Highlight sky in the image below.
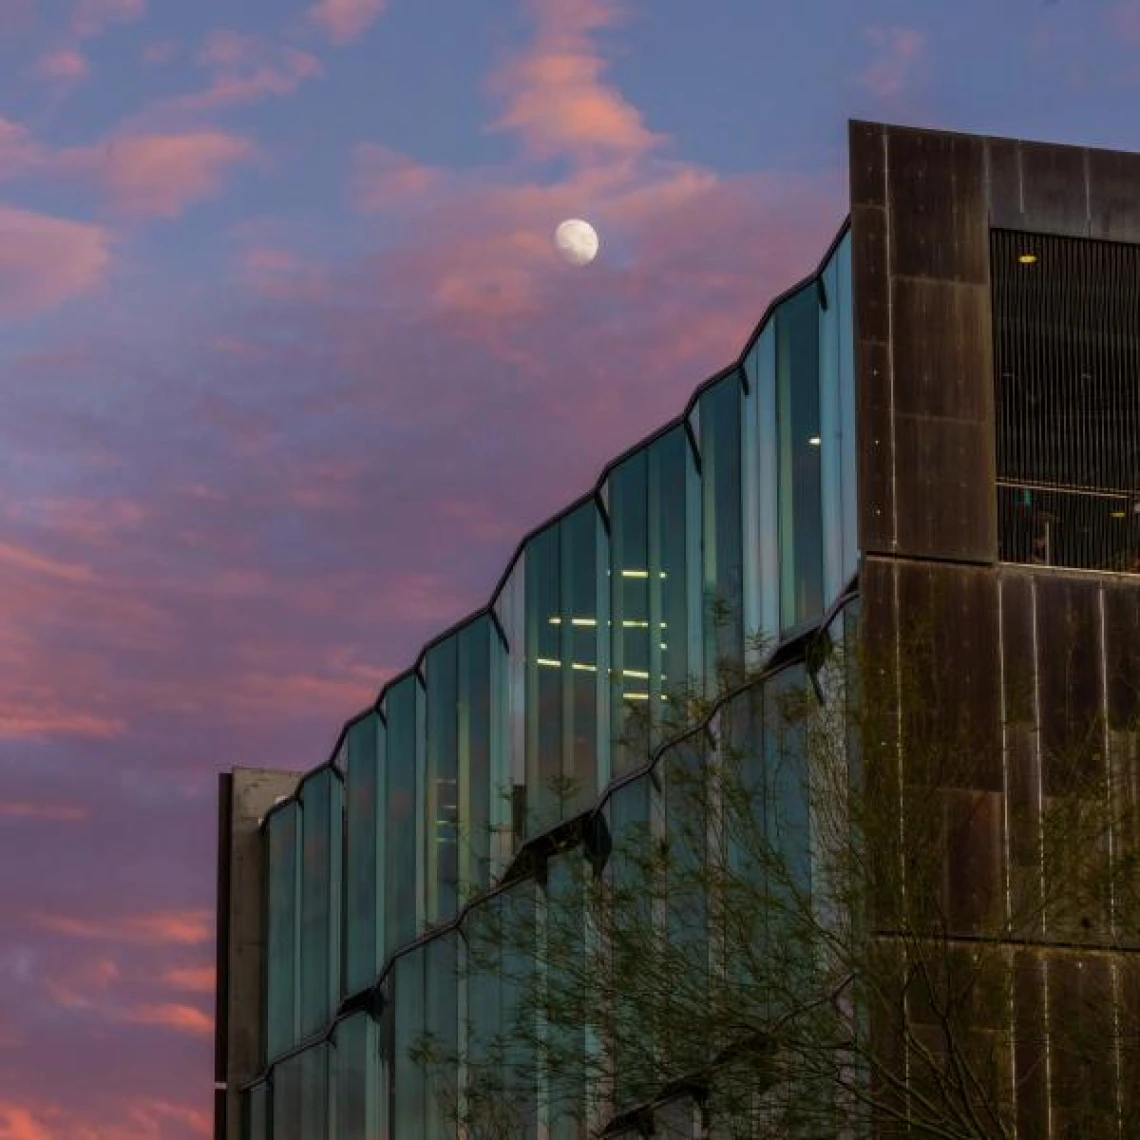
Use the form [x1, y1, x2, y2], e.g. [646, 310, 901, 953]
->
[1, 0, 1138, 1135]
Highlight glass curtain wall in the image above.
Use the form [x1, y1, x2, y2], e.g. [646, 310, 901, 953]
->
[248, 228, 857, 1129]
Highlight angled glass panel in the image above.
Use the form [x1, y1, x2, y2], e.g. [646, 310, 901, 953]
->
[333, 1012, 383, 1140]
[818, 249, 844, 604]
[457, 614, 508, 896]
[425, 634, 461, 924]
[381, 672, 424, 957]
[344, 712, 384, 996]
[299, 1042, 330, 1138]
[424, 933, 460, 1134]
[607, 426, 700, 775]
[697, 372, 746, 687]
[425, 615, 507, 923]
[765, 664, 813, 940]
[299, 768, 342, 1039]
[544, 851, 588, 1139]
[603, 773, 656, 1108]
[836, 234, 857, 585]
[243, 1080, 269, 1140]
[266, 801, 299, 1060]
[461, 881, 540, 1138]
[494, 555, 528, 872]
[746, 324, 781, 646]
[499, 881, 539, 1140]
[272, 1052, 302, 1140]
[776, 286, 824, 631]
[525, 502, 606, 833]
[392, 947, 427, 1137]
[461, 895, 504, 1132]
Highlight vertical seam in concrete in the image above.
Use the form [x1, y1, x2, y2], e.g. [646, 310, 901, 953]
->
[1098, 587, 1126, 1135]
[1031, 581, 1055, 1140]
[882, 127, 899, 552]
[997, 578, 1019, 1137]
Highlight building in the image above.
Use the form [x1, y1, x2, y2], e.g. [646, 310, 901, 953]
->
[215, 121, 1140, 1138]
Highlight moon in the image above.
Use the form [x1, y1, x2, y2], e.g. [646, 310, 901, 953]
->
[554, 218, 599, 266]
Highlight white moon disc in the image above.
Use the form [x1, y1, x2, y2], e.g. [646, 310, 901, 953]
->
[554, 218, 599, 266]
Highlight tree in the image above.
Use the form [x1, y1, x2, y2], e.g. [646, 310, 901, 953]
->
[416, 595, 1140, 1139]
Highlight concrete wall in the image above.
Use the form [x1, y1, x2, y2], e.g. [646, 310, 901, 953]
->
[852, 121, 1140, 1133]
[849, 120, 1140, 565]
[215, 767, 300, 1140]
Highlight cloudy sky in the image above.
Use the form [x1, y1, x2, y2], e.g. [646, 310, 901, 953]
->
[1, 0, 1138, 1134]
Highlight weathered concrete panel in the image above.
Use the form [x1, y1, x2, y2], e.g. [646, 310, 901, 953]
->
[217, 767, 300, 1140]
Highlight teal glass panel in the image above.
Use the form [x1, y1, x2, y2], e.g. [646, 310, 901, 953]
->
[819, 249, 844, 604]
[776, 287, 824, 631]
[457, 615, 506, 896]
[607, 447, 650, 774]
[604, 774, 655, 1107]
[494, 558, 527, 872]
[661, 736, 708, 973]
[244, 1081, 269, 1140]
[545, 853, 586, 1139]
[334, 1013, 380, 1140]
[425, 635, 461, 924]
[697, 372, 745, 685]
[720, 684, 771, 1016]
[499, 882, 538, 1140]
[392, 948, 427, 1137]
[344, 712, 384, 996]
[461, 896, 503, 1125]
[837, 234, 857, 585]
[382, 673, 424, 957]
[424, 934, 460, 1134]
[766, 664, 812, 901]
[266, 802, 299, 1060]
[299, 1043, 330, 1138]
[607, 426, 699, 773]
[460, 885, 537, 1138]
[746, 324, 781, 645]
[272, 1052, 302, 1140]
[299, 768, 342, 1039]
[525, 502, 606, 833]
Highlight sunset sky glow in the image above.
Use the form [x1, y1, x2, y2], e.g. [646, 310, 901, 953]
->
[2, 0, 1139, 1135]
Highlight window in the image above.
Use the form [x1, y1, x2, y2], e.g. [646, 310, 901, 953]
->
[993, 229, 1140, 571]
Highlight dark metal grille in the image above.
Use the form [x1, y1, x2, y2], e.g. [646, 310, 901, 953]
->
[992, 229, 1140, 572]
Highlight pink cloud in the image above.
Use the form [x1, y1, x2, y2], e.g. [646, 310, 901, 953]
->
[857, 25, 926, 97]
[175, 30, 322, 110]
[71, 0, 144, 38]
[1107, 0, 1140, 43]
[160, 965, 214, 993]
[490, 0, 661, 163]
[0, 206, 111, 320]
[140, 39, 176, 65]
[122, 1002, 212, 1037]
[63, 131, 255, 218]
[0, 1099, 209, 1140]
[0, 118, 43, 178]
[237, 246, 330, 300]
[44, 956, 119, 1009]
[32, 910, 211, 946]
[36, 48, 89, 81]
[0, 802, 88, 822]
[309, 0, 386, 44]
[352, 143, 444, 211]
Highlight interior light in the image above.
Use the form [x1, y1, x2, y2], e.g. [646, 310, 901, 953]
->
[808, 436, 822, 446]
[1111, 510, 1127, 519]
[1018, 253, 1037, 265]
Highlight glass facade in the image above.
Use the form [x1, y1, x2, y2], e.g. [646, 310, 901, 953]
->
[244, 228, 857, 1133]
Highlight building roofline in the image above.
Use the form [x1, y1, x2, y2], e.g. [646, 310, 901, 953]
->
[260, 213, 852, 829]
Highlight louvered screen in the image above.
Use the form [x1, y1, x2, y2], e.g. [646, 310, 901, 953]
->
[992, 229, 1140, 572]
